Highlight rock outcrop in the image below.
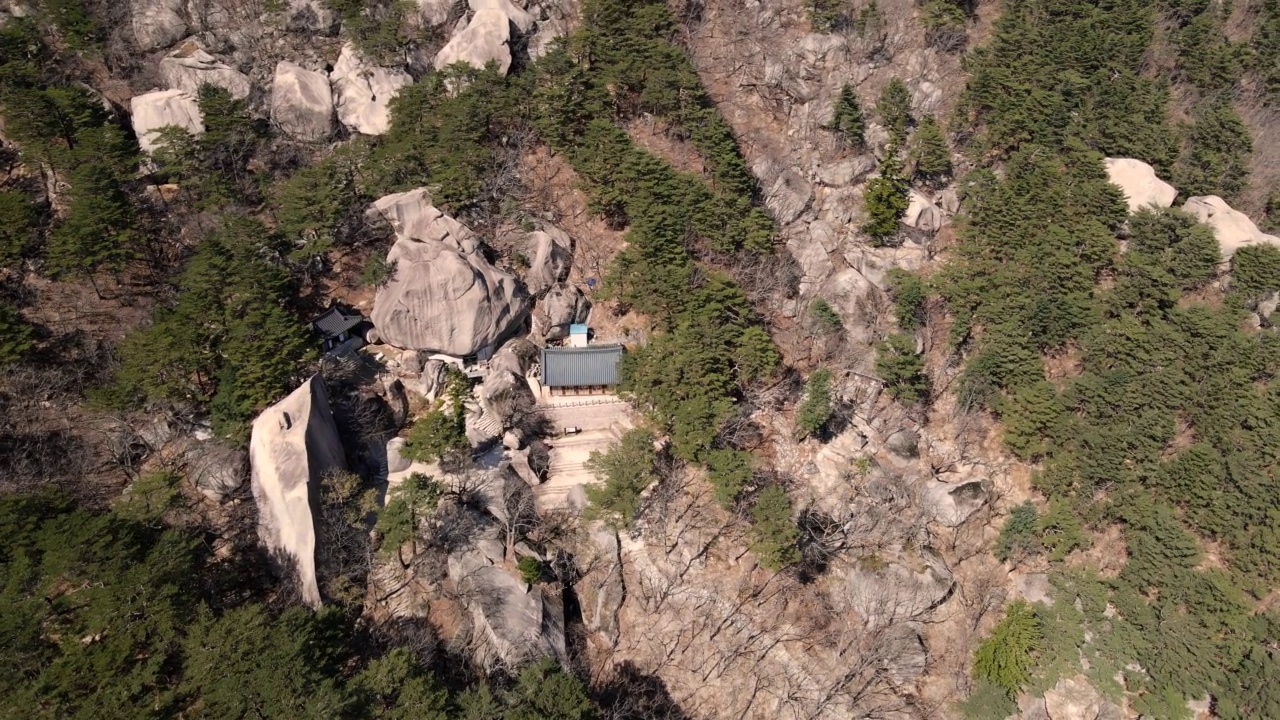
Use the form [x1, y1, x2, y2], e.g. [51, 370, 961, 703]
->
[130, 90, 204, 154]
[434, 9, 513, 74]
[533, 282, 590, 341]
[133, 0, 186, 51]
[159, 41, 251, 100]
[449, 537, 566, 666]
[1182, 195, 1280, 259]
[285, 0, 339, 34]
[270, 61, 335, 141]
[330, 44, 412, 136]
[470, 0, 535, 33]
[845, 547, 954, 625]
[526, 227, 572, 295]
[1043, 676, 1122, 720]
[370, 194, 529, 356]
[1104, 157, 1177, 213]
[415, 0, 453, 27]
[904, 189, 945, 232]
[249, 375, 348, 608]
[923, 479, 989, 527]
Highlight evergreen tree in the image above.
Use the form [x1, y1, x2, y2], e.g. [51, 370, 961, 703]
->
[973, 601, 1042, 696]
[585, 429, 661, 529]
[749, 484, 800, 570]
[0, 190, 36, 264]
[886, 268, 928, 331]
[876, 78, 913, 145]
[876, 332, 929, 403]
[996, 501, 1041, 562]
[402, 406, 468, 463]
[375, 473, 445, 558]
[705, 448, 752, 509]
[829, 83, 866, 147]
[0, 301, 33, 364]
[45, 162, 135, 277]
[1173, 98, 1252, 200]
[909, 115, 951, 184]
[861, 153, 910, 244]
[1231, 244, 1280, 303]
[795, 368, 834, 439]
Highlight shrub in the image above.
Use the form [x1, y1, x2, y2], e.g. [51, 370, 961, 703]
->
[750, 484, 801, 570]
[922, 0, 968, 51]
[795, 368, 834, 439]
[585, 429, 661, 529]
[876, 333, 929, 403]
[886, 268, 928, 331]
[1231, 244, 1280, 302]
[973, 601, 1042, 696]
[808, 298, 843, 335]
[1173, 98, 1252, 200]
[517, 556, 544, 585]
[996, 501, 1040, 561]
[705, 448, 752, 509]
[360, 255, 396, 288]
[806, 0, 847, 32]
[402, 406, 468, 464]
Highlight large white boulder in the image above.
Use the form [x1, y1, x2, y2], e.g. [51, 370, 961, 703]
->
[903, 189, 945, 232]
[330, 44, 413, 136]
[366, 188, 481, 253]
[532, 282, 590, 341]
[249, 375, 348, 608]
[133, 0, 186, 51]
[371, 200, 529, 356]
[526, 226, 572, 295]
[130, 90, 204, 154]
[1182, 195, 1280, 259]
[159, 41, 251, 100]
[470, 0, 535, 33]
[270, 61, 335, 141]
[434, 8, 513, 74]
[449, 538, 565, 666]
[1104, 157, 1177, 214]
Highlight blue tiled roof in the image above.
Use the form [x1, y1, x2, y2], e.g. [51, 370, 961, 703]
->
[540, 344, 623, 387]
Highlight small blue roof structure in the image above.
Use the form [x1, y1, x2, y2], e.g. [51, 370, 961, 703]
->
[540, 344, 623, 388]
[569, 323, 589, 335]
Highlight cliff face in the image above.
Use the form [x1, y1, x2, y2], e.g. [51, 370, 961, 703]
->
[249, 374, 348, 608]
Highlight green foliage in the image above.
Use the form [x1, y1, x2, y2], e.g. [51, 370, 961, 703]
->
[795, 368, 833, 439]
[361, 255, 397, 287]
[1231, 244, 1280, 302]
[996, 501, 1040, 562]
[973, 601, 1042, 696]
[585, 428, 661, 529]
[0, 189, 37, 263]
[375, 472, 445, 557]
[45, 161, 136, 277]
[998, 379, 1061, 460]
[114, 471, 183, 525]
[876, 333, 929, 404]
[154, 84, 266, 209]
[705, 448, 752, 509]
[908, 115, 951, 184]
[0, 301, 34, 364]
[98, 218, 313, 439]
[1172, 97, 1252, 200]
[955, 679, 1017, 720]
[275, 142, 372, 257]
[806, 0, 847, 32]
[829, 83, 866, 147]
[1110, 209, 1219, 314]
[957, 0, 1176, 164]
[886, 268, 927, 331]
[877, 79, 913, 145]
[517, 556, 544, 585]
[749, 484, 800, 570]
[322, 0, 408, 62]
[861, 153, 910, 244]
[922, 0, 969, 52]
[808, 297, 843, 335]
[403, 405, 468, 463]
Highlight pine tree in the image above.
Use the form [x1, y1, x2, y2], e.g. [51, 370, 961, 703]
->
[877, 78, 913, 145]
[876, 332, 929, 403]
[45, 162, 135, 278]
[750, 484, 801, 570]
[585, 429, 661, 528]
[973, 601, 1042, 696]
[862, 153, 910, 244]
[829, 83, 866, 147]
[0, 301, 34, 364]
[795, 368, 834, 439]
[908, 114, 951, 184]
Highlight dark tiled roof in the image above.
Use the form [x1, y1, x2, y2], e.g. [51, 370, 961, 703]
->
[541, 344, 623, 387]
[312, 307, 365, 338]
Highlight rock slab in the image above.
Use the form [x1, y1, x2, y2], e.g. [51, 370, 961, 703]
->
[1182, 195, 1280, 259]
[330, 44, 412, 136]
[271, 61, 335, 141]
[133, 0, 186, 51]
[434, 8, 513, 74]
[249, 375, 348, 608]
[130, 89, 204, 154]
[159, 41, 252, 100]
[1104, 157, 1177, 213]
